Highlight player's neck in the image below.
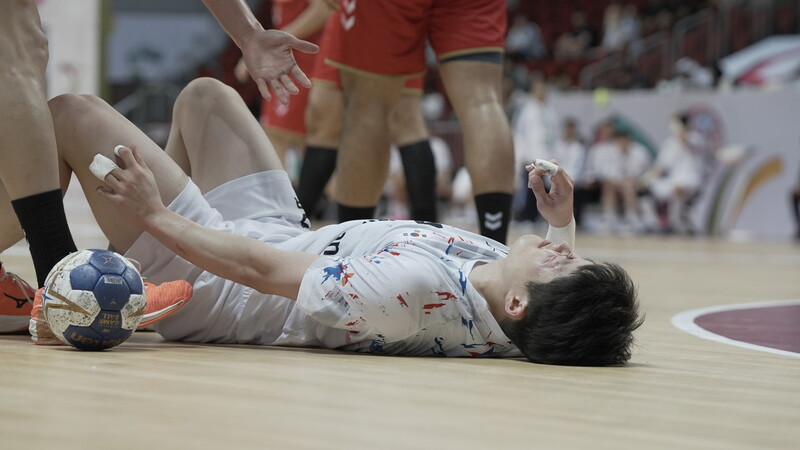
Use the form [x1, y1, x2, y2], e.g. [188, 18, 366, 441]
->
[469, 260, 507, 320]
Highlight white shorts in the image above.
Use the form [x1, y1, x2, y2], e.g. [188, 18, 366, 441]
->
[125, 170, 310, 343]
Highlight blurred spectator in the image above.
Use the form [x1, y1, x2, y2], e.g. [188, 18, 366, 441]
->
[601, 1, 641, 55]
[505, 15, 547, 61]
[641, 113, 705, 234]
[554, 11, 598, 62]
[672, 57, 716, 89]
[552, 117, 587, 181]
[595, 128, 652, 233]
[502, 59, 531, 119]
[617, 64, 653, 89]
[576, 120, 617, 228]
[640, 0, 674, 35]
[511, 76, 559, 223]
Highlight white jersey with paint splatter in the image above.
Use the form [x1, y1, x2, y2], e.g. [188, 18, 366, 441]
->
[272, 220, 522, 358]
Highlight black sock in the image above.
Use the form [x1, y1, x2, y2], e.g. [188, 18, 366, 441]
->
[399, 139, 437, 222]
[297, 146, 337, 217]
[337, 204, 375, 222]
[474, 192, 513, 244]
[11, 189, 78, 287]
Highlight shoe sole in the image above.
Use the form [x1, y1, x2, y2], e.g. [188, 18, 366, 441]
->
[138, 298, 188, 329]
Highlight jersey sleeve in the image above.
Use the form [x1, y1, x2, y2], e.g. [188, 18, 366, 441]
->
[295, 247, 467, 344]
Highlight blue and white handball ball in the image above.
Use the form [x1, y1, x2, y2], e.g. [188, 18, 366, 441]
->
[43, 249, 146, 351]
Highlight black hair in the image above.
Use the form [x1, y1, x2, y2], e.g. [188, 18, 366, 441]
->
[501, 262, 643, 366]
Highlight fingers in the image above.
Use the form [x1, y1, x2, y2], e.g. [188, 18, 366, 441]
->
[549, 163, 574, 194]
[256, 78, 272, 102]
[270, 78, 290, 104]
[290, 64, 312, 89]
[288, 35, 320, 55]
[528, 170, 548, 203]
[280, 73, 299, 95]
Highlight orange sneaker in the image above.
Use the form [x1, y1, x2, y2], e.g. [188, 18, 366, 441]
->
[137, 280, 193, 329]
[29, 288, 64, 345]
[0, 263, 35, 334]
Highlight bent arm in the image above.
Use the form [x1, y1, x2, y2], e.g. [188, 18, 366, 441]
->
[98, 146, 320, 299]
[146, 208, 320, 299]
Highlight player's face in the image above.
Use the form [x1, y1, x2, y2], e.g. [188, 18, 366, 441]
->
[504, 235, 589, 288]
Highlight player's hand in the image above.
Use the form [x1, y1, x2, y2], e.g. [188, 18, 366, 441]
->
[526, 160, 574, 228]
[234, 57, 249, 84]
[240, 29, 319, 104]
[95, 145, 166, 229]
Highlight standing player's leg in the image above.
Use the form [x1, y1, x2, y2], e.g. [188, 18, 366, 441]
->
[296, 81, 343, 218]
[438, 59, 515, 243]
[335, 71, 405, 221]
[0, 1, 77, 290]
[389, 92, 438, 222]
[431, 0, 514, 243]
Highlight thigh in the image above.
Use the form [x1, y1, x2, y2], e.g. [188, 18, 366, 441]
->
[48, 94, 189, 252]
[438, 61, 503, 113]
[165, 78, 284, 194]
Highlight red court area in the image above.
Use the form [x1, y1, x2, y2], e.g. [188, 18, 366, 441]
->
[694, 303, 800, 354]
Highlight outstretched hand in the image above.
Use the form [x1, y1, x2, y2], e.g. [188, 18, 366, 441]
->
[95, 146, 165, 229]
[240, 29, 319, 104]
[526, 160, 574, 228]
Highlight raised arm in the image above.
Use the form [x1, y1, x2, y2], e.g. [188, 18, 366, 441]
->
[201, 0, 320, 103]
[97, 146, 320, 300]
[525, 160, 576, 249]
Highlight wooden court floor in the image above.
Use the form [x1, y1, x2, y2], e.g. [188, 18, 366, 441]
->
[1, 184, 798, 449]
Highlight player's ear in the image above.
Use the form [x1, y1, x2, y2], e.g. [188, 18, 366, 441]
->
[504, 292, 528, 319]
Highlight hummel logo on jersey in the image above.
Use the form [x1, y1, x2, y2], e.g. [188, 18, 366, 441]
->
[4, 293, 29, 309]
[341, 0, 356, 30]
[484, 211, 503, 231]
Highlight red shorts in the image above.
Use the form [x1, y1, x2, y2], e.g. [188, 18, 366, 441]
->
[312, 11, 423, 92]
[325, 0, 506, 77]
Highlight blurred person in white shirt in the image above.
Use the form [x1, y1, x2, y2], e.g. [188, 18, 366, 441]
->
[512, 77, 559, 223]
[642, 113, 704, 233]
[594, 129, 652, 233]
[553, 118, 591, 229]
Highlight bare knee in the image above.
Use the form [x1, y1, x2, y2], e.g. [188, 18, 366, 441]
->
[174, 77, 237, 118]
[389, 95, 427, 145]
[48, 93, 106, 129]
[305, 87, 342, 146]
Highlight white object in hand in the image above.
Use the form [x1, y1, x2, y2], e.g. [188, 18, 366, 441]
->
[89, 154, 119, 181]
[114, 145, 126, 157]
[533, 159, 559, 176]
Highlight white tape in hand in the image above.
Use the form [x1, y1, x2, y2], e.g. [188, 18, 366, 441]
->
[533, 159, 559, 176]
[89, 154, 119, 181]
[114, 145, 125, 157]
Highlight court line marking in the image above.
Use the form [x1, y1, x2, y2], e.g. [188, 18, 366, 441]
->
[671, 299, 800, 358]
